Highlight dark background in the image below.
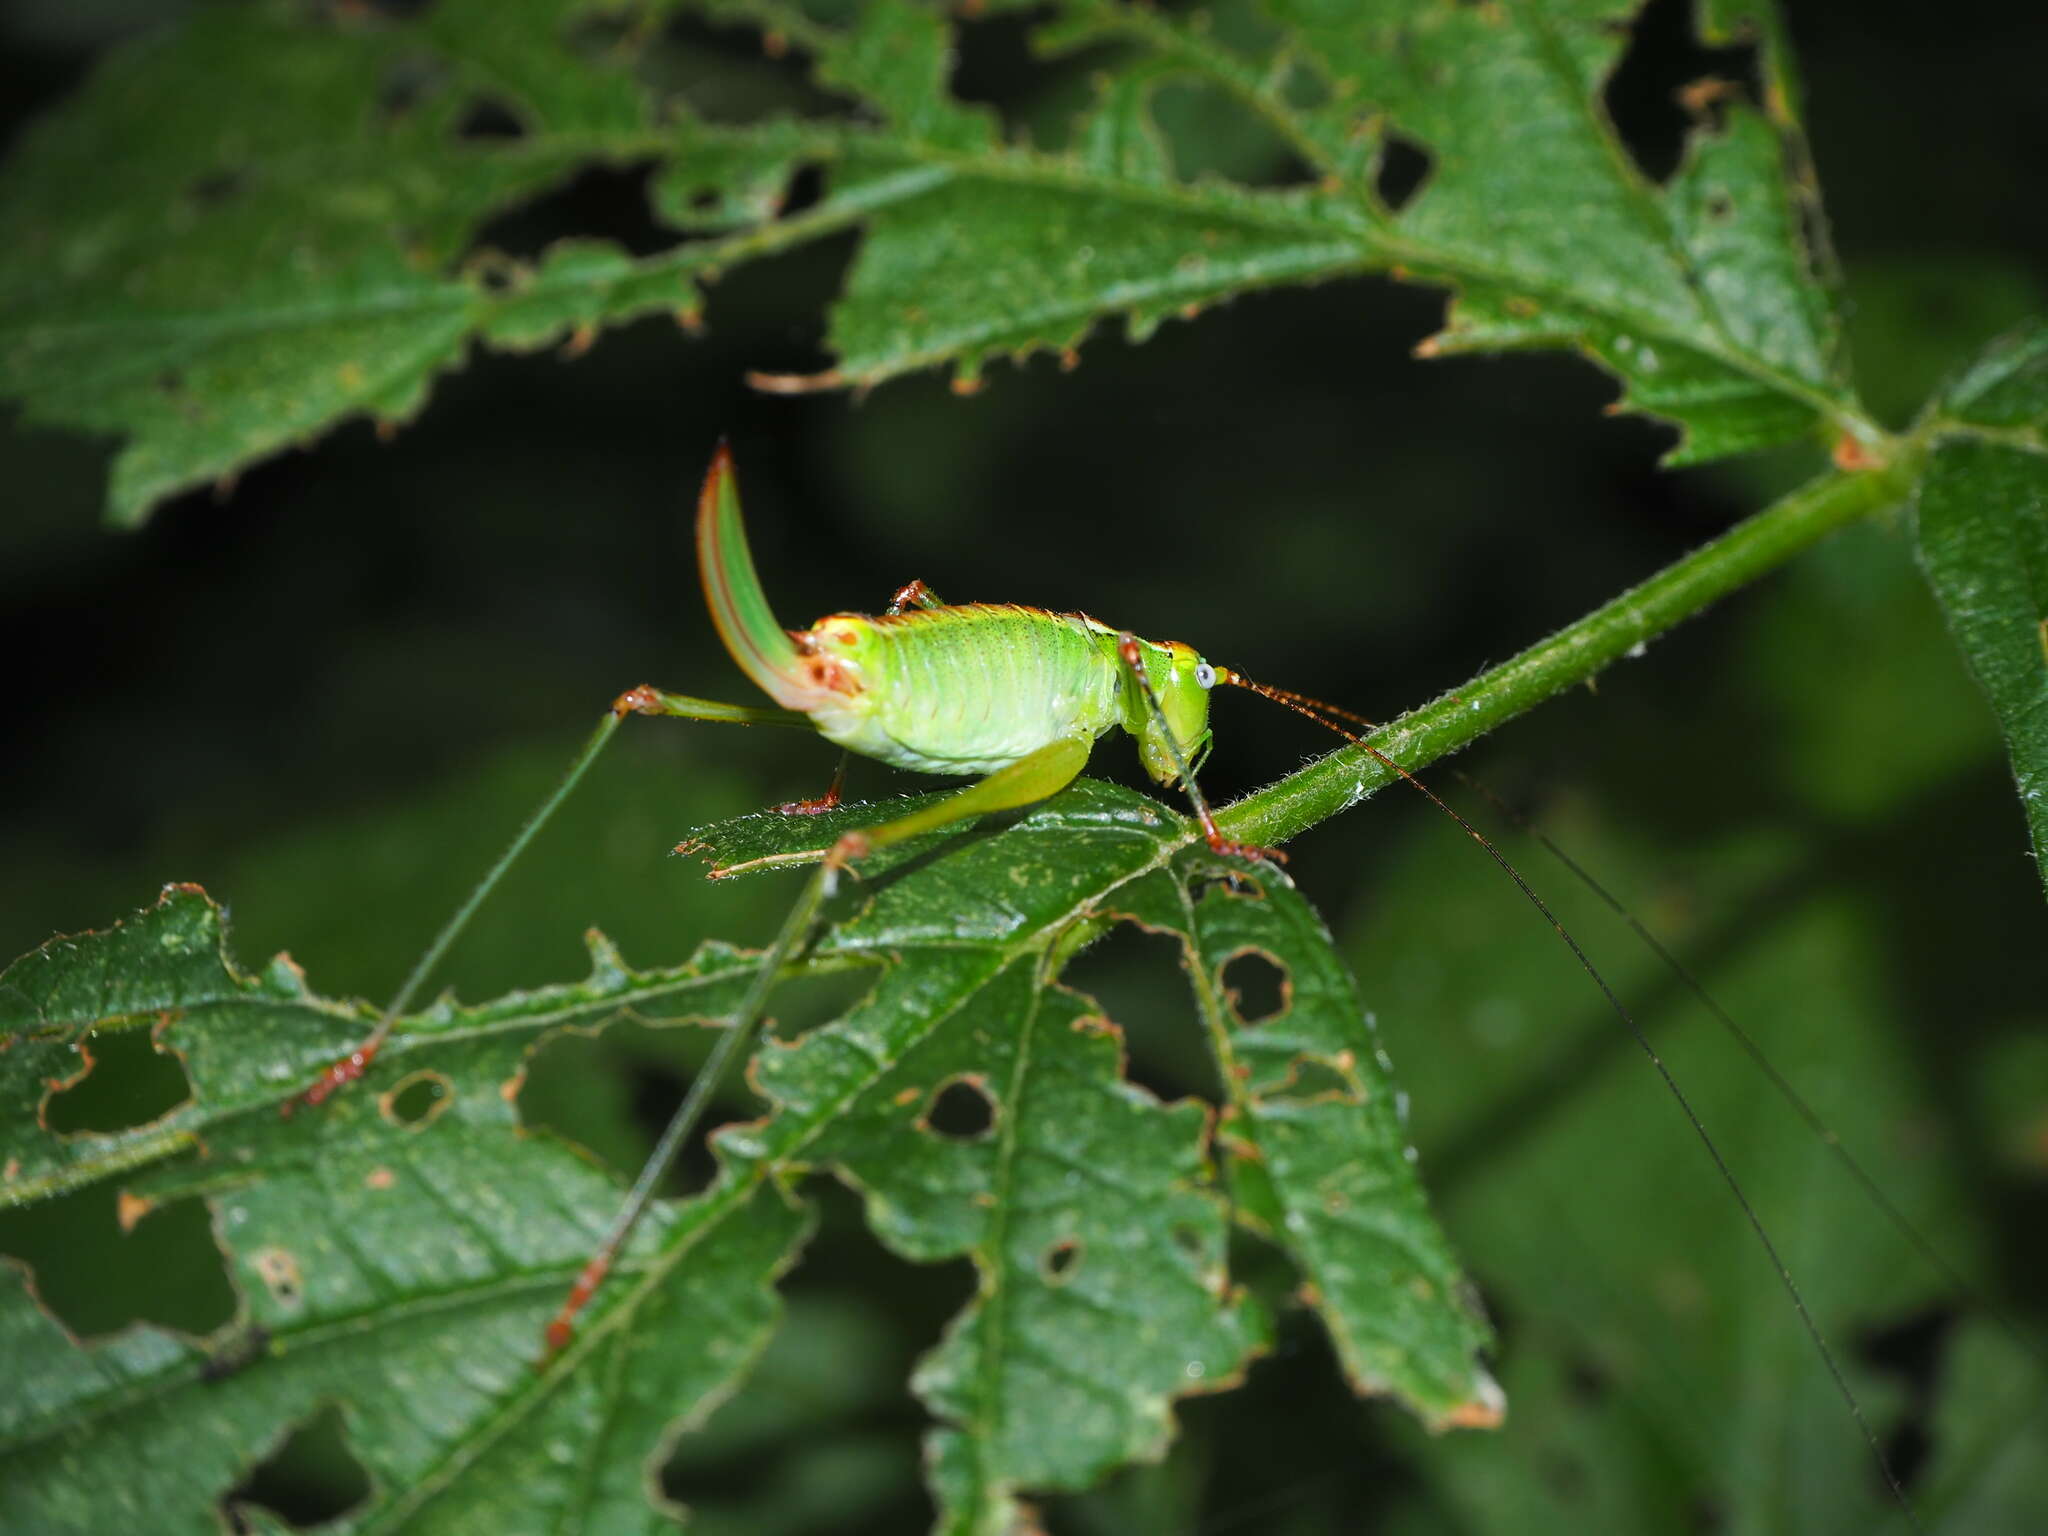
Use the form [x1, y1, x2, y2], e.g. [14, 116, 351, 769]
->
[3, 1, 2045, 1531]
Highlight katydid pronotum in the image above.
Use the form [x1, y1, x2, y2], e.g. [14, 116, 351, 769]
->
[276, 445, 1972, 1517]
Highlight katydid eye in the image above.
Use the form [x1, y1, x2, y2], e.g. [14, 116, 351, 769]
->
[1195, 662, 1215, 690]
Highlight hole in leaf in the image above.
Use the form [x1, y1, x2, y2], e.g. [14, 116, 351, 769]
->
[923, 1076, 996, 1141]
[1188, 870, 1266, 906]
[778, 161, 825, 220]
[1060, 919, 1223, 1104]
[41, 1022, 191, 1135]
[947, 5, 1041, 141]
[1858, 1304, 1957, 1491]
[465, 159, 681, 263]
[1374, 130, 1432, 212]
[471, 255, 519, 294]
[1041, 1237, 1082, 1285]
[1152, 78, 1317, 188]
[222, 1402, 372, 1531]
[1601, 0, 1763, 183]
[0, 1184, 235, 1338]
[379, 1069, 452, 1129]
[1221, 949, 1290, 1026]
[455, 94, 527, 141]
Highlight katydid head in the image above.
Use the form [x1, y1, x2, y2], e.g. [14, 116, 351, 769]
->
[1135, 641, 1216, 789]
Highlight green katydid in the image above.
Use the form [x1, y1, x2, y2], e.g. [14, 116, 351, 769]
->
[276, 447, 1952, 1513]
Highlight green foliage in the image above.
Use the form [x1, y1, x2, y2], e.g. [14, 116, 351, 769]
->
[1916, 321, 2048, 895]
[4, 0, 1866, 526]
[3, 0, 2047, 1531]
[2, 786, 1494, 1533]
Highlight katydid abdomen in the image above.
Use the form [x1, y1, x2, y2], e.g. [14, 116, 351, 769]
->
[799, 604, 1126, 776]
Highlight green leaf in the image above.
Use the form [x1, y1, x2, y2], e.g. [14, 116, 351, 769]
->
[1, 781, 1488, 1532]
[1, 0, 1871, 525]
[0, 891, 812, 1534]
[1915, 325, 2048, 900]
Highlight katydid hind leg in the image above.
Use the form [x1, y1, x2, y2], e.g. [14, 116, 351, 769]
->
[543, 856, 836, 1357]
[826, 734, 1094, 869]
[546, 738, 1094, 1350]
[282, 685, 809, 1114]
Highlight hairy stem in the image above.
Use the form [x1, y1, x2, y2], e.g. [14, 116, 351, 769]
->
[1215, 461, 1912, 848]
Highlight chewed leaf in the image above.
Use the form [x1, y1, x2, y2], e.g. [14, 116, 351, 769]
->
[2, 779, 1489, 1531]
[0, 888, 812, 1534]
[1109, 858, 1500, 1429]
[2, 0, 1862, 525]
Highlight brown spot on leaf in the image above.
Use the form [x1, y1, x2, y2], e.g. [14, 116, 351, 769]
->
[252, 1247, 304, 1308]
[116, 1191, 155, 1233]
[1832, 432, 1887, 471]
[1440, 1386, 1507, 1430]
[1677, 76, 1739, 117]
[365, 1167, 396, 1191]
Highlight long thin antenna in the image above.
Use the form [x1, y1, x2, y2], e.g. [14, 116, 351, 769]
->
[1219, 668, 1918, 1524]
[1247, 678, 2037, 1363]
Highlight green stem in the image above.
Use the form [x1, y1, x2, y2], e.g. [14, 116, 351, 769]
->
[1215, 462, 1911, 848]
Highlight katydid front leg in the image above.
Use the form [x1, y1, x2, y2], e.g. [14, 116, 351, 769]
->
[1115, 633, 1286, 868]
